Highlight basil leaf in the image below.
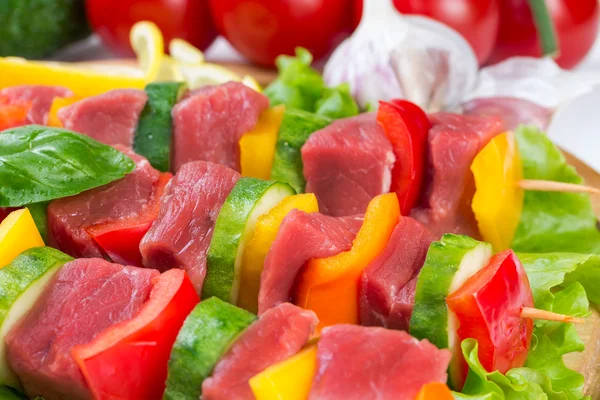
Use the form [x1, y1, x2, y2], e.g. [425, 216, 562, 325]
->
[26, 202, 49, 243]
[0, 125, 135, 207]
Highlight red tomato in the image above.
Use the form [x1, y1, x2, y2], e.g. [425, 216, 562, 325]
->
[85, 0, 218, 57]
[377, 100, 430, 215]
[208, 0, 354, 67]
[446, 250, 534, 389]
[87, 172, 171, 268]
[354, 0, 501, 65]
[73, 269, 199, 400]
[488, 0, 599, 69]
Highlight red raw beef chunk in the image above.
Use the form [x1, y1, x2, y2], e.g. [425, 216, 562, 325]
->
[58, 89, 147, 147]
[308, 325, 451, 400]
[463, 97, 552, 131]
[359, 216, 434, 330]
[48, 148, 168, 266]
[171, 82, 269, 172]
[140, 161, 240, 294]
[202, 303, 318, 400]
[411, 112, 503, 238]
[302, 113, 395, 216]
[0, 85, 72, 124]
[258, 210, 363, 315]
[5, 259, 158, 400]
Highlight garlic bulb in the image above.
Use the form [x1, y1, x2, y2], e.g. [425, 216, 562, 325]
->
[323, 0, 478, 112]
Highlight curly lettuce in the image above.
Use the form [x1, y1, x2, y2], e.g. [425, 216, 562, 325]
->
[264, 48, 359, 119]
[512, 126, 600, 254]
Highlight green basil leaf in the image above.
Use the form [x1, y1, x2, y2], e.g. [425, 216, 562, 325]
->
[26, 202, 49, 243]
[0, 125, 135, 207]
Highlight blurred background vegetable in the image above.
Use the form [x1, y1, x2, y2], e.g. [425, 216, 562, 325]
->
[207, 0, 355, 67]
[85, 0, 217, 56]
[488, 0, 599, 69]
[354, 0, 501, 65]
[0, 0, 90, 58]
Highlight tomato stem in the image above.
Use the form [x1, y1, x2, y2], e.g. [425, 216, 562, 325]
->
[527, 0, 559, 57]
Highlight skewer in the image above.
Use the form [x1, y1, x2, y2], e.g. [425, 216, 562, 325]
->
[520, 307, 585, 324]
[519, 180, 600, 195]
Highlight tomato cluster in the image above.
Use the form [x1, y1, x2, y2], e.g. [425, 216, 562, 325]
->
[86, 0, 598, 69]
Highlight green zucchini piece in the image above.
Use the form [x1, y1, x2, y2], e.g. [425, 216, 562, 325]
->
[0, 247, 72, 389]
[270, 109, 331, 193]
[163, 297, 256, 400]
[409, 234, 492, 389]
[134, 82, 187, 172]
[203, 178, 295, 303]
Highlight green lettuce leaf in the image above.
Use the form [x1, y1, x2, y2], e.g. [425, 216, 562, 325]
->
[512, 125, 600, 254]
[314, 83, 359, 119]
[0, 125, 135, 207]
[524, 283, 588, 399]
[264, 48, 325, 112]
[519, 252, 600, 307]
[264, 48, 360, 119]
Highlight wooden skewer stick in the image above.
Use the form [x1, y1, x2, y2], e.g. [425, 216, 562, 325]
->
[521, 307, 585, 324]
[519, 179, 600, 195]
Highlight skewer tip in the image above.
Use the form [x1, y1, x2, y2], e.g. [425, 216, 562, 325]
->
[519, 179, 600, 195]
[521, 307, 585, 324]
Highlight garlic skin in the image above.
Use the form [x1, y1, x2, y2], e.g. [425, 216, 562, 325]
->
[323, 0, 478, 112]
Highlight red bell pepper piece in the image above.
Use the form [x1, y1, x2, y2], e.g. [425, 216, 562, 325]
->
[376, 99, 431, 215]
[87, 172, 172, 267]
[72, 269, 199, 400]
[446, 250, 534, 388]
[0, 97, 31, 131]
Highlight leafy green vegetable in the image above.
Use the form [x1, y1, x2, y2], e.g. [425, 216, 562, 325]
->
[458, 339, 568, 400]
[512, 125, 600, 254]
[264, 48, 359, 119]
[315, 83, 359, 119]
[0, 0, 90, 58]
[264, 48, 325, 112]
[519, 252, 600, 307]
[0, 125, 135, 207]
[525, 283, 588, 399]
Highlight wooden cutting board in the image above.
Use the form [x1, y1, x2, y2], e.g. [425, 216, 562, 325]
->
[76, 59, 600, 398]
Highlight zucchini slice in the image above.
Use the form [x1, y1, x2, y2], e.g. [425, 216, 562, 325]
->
[163, 297, 256, 400]
[270, 109, 331, 193]
[409, 234, 492, 389]
[134, 81, 187, 172]
[0, 247, 72, 389]
[203, 178, 295, 303]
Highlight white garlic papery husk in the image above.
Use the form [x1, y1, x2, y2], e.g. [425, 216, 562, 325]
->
[465, 57, 598, 109]
[323, 0, 479, 112]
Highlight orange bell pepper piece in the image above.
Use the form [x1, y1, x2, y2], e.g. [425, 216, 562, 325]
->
[47, 96, 81, 127]
[415, 382, 454, 400]
[295, 193, 400, 330]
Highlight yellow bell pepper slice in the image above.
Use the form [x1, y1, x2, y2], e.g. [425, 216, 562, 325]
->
[0, 57, 146, 98]
[0, 209, 44, 268]
[471, 132, 524, 252]
[239, 105, 286, 180]
[249, 345, 317, 400]
[295, 193, 400, 331]
[238, 193, 319, 312]
[47, 96, 82, 127]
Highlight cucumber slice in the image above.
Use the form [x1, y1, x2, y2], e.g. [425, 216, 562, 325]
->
[270, 109, 331, 193]
[0, 247, 72, 389]
[163, 297, 256, 400]
[134, 82, 187, 172]
[203, 178, 295, 303]
[409, 234, 492, 389]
